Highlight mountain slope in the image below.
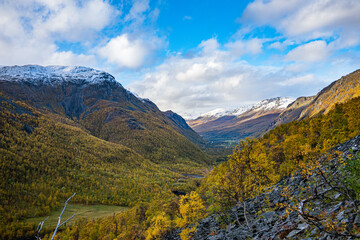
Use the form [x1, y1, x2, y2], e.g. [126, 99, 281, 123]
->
[0, 65, 209, 167]
[187, 97, 294, 145]
[0, 96, 181, 238]
[163, 110, 205, 146]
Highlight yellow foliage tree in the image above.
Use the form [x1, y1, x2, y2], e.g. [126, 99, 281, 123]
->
[176, 192, 206, 240]
[145, 212, 172, 240]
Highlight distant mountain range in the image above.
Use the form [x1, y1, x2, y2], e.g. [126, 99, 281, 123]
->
[188, 69, 360, 146]
[187, 97, 294, 145]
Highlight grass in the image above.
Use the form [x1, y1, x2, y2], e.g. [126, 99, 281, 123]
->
[25, 204, 128, 228]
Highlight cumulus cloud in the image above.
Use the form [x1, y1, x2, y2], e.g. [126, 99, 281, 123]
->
[98, 31, 165, 69]
[0, 0, 116, 66]
[0, 0, 164, 70]
[36, 0, 115, 41]
[242, 0, 360, 47]
[98, 34, 150, 69]
[97, 0, 165, 69]
[129, 38, 321, 118]
[285, 40, 332, 62]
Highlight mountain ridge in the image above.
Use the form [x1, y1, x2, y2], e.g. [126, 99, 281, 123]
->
[271, 68, 360, 128]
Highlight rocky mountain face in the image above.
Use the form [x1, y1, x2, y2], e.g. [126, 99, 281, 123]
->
[272, 69, 360, 128]
[163, 110, 205, 146]
[167, 135, 360, 240]
[187, 97, 294, 146]
[0, 65, 208, 165]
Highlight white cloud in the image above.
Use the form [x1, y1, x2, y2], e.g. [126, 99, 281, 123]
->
[98, 34, 149, 69]
[226, 38, 264, 56]
[242, 0, 303, 26]
[98, 33, 164, 69]
[285, 40, 332, 62]
[39, 0, 115, 41]
[49, 51, 97, 66]
[268, 40, 296, 51]
[278, 74, 315, 86]
[242, 0, 360, 47]
[96, 0, 165, 70]
[0, 0, 116, 66]
[125, 0, 150, 23]
[199, 38, 220, 54]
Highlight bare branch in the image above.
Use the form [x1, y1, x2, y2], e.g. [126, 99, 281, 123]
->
[35, 216, 49, 240]
[51, 193, 76, 240]
[58, 213, 76, 228]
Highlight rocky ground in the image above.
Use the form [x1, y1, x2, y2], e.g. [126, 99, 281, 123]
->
[167, 135, 360, 239]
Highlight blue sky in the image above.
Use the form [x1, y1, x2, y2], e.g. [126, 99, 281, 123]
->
[0, 0, 360, 118]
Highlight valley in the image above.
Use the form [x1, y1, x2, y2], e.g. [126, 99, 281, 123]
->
[1, 65, 360, 240]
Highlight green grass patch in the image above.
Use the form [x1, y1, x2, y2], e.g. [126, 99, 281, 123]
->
[25, 204, 128, 228]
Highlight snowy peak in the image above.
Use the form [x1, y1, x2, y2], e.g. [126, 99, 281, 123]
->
[0, 65, 119, 86]
[228, 106, 253, 116]
[200, 108, 227, 118]
[249, 97, 294, 112]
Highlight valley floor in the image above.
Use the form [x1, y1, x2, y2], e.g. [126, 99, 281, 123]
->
[25, 204, 128, 228]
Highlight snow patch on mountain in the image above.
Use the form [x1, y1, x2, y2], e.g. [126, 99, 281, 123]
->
[200, 108, 227, 118]
[249, 97, 294, 112]
[0, 65, 120, 86]
[200, 106, 252, 118]
[228, 106, 253, 116]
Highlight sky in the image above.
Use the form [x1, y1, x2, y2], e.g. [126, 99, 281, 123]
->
[1, 0, 360, 118]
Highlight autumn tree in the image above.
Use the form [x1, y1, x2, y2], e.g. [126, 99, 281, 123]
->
[176, 191, 206, 240]
[145, 212, 172, 240]
[202, 138, 279, 226]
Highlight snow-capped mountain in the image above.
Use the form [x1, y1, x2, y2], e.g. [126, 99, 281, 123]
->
[0, 65, 205, 148]
[0, 65, 119, 86]
[248, 97, 294, 112]
[187, 97, 295, 146]
[196, 97, 294, 120]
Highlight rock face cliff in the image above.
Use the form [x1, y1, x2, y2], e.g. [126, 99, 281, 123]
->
[166, 135, 360, 239]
